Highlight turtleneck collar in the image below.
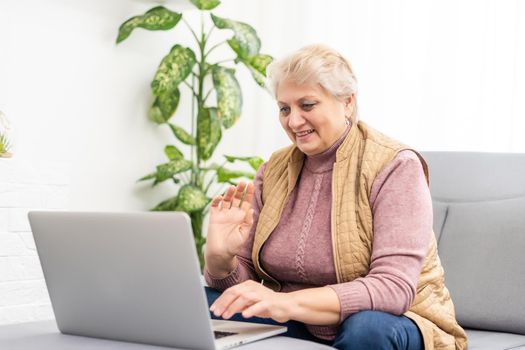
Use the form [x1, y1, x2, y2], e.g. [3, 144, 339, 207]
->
[304, 123, 352, 174]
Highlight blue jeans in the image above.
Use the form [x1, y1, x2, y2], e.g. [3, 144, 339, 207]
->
[205, 287, 423, 349]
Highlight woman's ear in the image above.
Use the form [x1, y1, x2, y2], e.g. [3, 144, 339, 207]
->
[344, 95, 354, 114]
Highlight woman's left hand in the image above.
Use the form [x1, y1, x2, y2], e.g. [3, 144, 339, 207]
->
[209, 280, 293, 323]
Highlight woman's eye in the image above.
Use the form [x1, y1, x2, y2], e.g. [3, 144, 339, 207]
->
[279, 106, 290, 115]
[301, 103, 315, 111]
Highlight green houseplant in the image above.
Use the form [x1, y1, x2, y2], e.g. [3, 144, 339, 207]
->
[116, 0, 272, 268]
[0, 133, 12, 158]
[0, 111, 13, 158]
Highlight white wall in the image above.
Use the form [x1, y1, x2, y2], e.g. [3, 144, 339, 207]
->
[4, 0, 524, 211]
[0, 159, 67, 324]
[256, 0, 525, 153]
[1, 0, 525, 325]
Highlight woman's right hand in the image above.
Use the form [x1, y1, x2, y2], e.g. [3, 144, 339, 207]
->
[205, 182, 255, 269]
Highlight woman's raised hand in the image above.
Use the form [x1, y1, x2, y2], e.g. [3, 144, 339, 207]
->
[205, 182, 255, 266]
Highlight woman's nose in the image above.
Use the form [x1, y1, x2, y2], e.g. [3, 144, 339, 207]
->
[288, 109, 305, 129]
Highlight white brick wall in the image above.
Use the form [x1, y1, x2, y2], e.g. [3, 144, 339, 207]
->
[0, 158, 69, 325]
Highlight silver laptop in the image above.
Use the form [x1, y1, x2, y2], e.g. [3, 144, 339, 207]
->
[28, 211, 286, 350]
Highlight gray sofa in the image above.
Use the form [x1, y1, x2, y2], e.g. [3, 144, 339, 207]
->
[422, 152, 525, 349]
[2, 152, 522, 350]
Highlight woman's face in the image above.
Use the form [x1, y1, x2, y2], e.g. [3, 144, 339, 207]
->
[276, 79, 352, 156]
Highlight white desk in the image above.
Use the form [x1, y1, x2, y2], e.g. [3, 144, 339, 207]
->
[0, 320, 333, 349]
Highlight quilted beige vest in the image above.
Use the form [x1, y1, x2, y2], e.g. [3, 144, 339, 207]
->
[251, 121, 468, 349]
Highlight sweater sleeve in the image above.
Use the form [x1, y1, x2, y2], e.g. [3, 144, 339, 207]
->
[204, 163, 267, 291]
[327, 150, 432, 322]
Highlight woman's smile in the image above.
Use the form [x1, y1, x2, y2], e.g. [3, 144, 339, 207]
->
[295, 129, 316, 141]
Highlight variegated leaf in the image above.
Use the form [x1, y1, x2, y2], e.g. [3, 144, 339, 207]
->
[224, 155, 264, 171]
[117, 6, 182, 43]
[245, 53, 273, 72]
[155, 159, 192, 184]
[197, 108, 222, 161]
[175, 185, 210, 213]
[217, 167, 254, 183]
[151, 45, 196, 96]
[245, 65, 266, 88]
[169, 124, 196, 145]
[210, 14, 260, 57]
[189, 0, 221, 10]
[212, 66, 242, 129]
[138, 172, 156, 182]
[151, 196, 178, 211]
[149, 88, 180, 123]
[227, 39, 272, 88]
[244, 54, 273, 88]
[164, 145, 184, 160]
[226, 38, 244, 59]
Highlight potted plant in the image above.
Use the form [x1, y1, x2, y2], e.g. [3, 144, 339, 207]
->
[116, 0, 272, 268]
[0, 111, 13, 158]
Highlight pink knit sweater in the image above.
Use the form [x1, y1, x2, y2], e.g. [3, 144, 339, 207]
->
[205, 125, 432, 340]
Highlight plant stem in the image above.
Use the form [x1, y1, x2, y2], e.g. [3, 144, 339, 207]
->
[195, 12, 207, 189]
[204, 40, 227, 58]
[205, 25, 214, 42]
[187, 14, 211, 271]
[183, 80, 198, 99]
[204, 173, 217, 194]
[190, 210, 206, 270]
[204, 160, 227, 193]
[203, 88, 213, 104]
[213, 58, 235, 65]
[180, 171, 191, 183]
[210, 183, 227, 200]
[182, 17, 200, 44]
[190, 74, 195, 180]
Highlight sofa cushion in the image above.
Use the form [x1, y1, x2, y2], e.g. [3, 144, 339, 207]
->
[437, 197, 525, 334]
[422, 152, 525, 202]
[432, 201, 448, 242]
[466, 329, 525, 350]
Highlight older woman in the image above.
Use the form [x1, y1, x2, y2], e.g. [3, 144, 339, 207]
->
[204, 44, 467, 350]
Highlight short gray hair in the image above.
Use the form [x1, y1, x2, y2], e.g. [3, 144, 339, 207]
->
[267, 44, 359, 121]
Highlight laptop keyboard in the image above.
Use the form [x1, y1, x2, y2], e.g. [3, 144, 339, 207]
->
[214, 331, 238, 339]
